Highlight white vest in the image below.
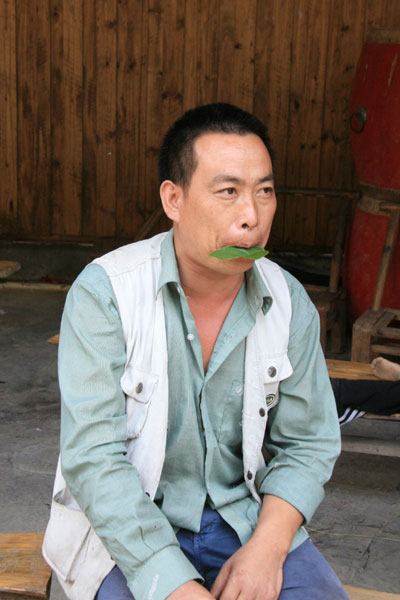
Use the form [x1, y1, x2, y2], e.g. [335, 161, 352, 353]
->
[43, 233, 293, 600]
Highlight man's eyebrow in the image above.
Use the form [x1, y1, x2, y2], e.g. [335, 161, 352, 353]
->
[258, 175, 274, 184]
[211, 174, 244, 185]
[210, 174, 274, 185]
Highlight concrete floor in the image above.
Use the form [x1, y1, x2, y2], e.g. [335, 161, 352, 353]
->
[1, 285, 399, 598]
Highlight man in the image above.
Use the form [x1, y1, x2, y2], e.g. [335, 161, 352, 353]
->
[43, 103, 349, 599]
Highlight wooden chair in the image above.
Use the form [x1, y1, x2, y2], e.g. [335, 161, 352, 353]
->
[351, 203, 400, 363]
[0, 532, 51, 599]
[303, 195, 350, 353]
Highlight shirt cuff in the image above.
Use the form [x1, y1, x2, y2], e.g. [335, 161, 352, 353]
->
[255, 462, 325, 524]
[126, 544, 203, 600]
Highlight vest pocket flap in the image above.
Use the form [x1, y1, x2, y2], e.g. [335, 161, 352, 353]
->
[121, 368, 159, 438]
[43, 500, 91, 582]
[263, 352, 293, 383]
[120, 367, 158, 404]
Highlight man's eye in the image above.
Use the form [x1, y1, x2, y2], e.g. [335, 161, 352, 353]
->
[222, 187, 235, 195]
[260, 187, 274, 195]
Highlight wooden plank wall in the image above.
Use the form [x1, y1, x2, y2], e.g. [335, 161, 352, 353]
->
[1, 0, 399, 250]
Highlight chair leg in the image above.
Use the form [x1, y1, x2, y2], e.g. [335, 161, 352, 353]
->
[352, 315, 374, 363]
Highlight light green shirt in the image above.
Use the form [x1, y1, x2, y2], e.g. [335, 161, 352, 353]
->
[156, 230, 271, 544]
[59, 230, 340, 599]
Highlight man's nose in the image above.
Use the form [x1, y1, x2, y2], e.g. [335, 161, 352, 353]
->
[237, 196, 259, 230]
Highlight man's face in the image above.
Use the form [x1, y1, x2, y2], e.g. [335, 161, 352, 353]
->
[165, 132, 277, 279]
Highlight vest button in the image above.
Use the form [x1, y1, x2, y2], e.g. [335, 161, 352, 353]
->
[265, 394, 276, 407]
[135, 382, 143, 394]
[268, 366, 277, 377]
[247, 471, 253, 480]
[259, 408, 266, 417]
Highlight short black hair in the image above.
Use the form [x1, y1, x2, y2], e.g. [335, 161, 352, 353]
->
[158, 102, 273, 188]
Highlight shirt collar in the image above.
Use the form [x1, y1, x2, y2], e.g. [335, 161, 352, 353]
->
[157, 229, 181, 294]
[157, 229, 272, 314]
[245, 263, 272, 315]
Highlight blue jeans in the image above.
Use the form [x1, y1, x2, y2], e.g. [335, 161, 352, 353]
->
[96, 507, 349, 599]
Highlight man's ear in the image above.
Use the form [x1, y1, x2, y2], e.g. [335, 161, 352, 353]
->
[159, 180, 183, 223]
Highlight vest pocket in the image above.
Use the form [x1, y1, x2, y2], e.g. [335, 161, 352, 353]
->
[262, 352, 293, 410]
[262, 352, 293, 383]
[43, 500, 91, 582]
[120, 367, 159, 438]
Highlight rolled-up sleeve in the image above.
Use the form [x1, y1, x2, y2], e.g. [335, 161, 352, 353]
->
[255, 273, 341, 524]
[59, 264, 200, 600]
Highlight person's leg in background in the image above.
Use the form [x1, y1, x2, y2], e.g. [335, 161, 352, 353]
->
[371, 357, 400, 381]
[331, 377, 400, 425]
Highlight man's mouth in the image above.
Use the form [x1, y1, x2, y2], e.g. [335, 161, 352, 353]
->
[209, 245, 268, 260]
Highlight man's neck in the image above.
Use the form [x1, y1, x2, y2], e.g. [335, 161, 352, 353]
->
[177, 256, 245, 303]
[176, 258, 246, 373]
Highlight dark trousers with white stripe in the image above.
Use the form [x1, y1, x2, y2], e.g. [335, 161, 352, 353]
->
[331, 378, 400, 425]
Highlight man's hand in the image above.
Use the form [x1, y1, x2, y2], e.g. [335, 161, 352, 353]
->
[168, 580, 214, 599]
[210, 495, 304, 600]
[210, 537, 283, 600]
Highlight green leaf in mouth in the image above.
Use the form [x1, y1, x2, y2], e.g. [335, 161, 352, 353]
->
[209, 245, 269, 260]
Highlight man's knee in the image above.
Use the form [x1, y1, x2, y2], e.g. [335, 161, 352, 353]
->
[280, 539, 349, 599]
[96, 566, 135, 600]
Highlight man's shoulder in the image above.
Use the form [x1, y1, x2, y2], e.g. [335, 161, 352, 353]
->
[257, 258, 316, 316]
[92, 232, 168, 277]
[277, 265, 319, 336]
[279, 266, 314, 307]
[256, 258, 308, 300]
[69, 232, 168, 299]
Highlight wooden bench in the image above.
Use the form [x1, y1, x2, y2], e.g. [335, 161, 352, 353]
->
[344, 585, 400, 599]
[326, 358, 378, 381]
[0, 532, 51, 599]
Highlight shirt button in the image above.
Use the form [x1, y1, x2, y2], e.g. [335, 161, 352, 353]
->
[247, 471, 253, 480]
[236, 385, 243, 394]
[187, 333, 195, 341]
[259, 408, 266, 417]
[268, 366, 277, 377]
[135, 382, 143, 394]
